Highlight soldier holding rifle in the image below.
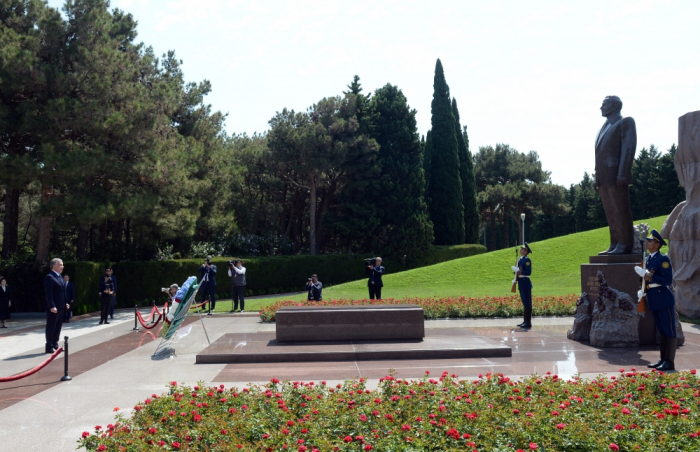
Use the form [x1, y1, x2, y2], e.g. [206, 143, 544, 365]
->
[634, 229, 677, 371]
[511, 243, 533, 328]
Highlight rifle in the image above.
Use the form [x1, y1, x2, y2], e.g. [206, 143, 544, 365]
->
[511, 247, 519, 293]
[637, 240, 647, 313]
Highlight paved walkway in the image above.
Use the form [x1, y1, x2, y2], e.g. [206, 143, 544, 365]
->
[0, 311, 699, 451]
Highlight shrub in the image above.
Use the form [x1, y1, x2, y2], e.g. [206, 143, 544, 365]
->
[258, 294, 579, 322]
[77, 369, 700, 451]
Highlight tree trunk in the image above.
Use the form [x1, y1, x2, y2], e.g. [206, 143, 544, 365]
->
[502, 210, 509, 249]
[2, 188, 20, 259]
[308, 176, 317, 255]
[35, 184, 53, 264]
[77, 223, 89, 261]
[125, 218, 132, 258]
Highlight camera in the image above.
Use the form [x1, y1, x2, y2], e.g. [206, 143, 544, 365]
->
[227, 260, 234, 268]
[161, 287, 169, 293]
[364, 257, 377, 267]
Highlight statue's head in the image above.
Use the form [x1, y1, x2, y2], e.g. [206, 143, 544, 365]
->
[600, 96, 622, 117]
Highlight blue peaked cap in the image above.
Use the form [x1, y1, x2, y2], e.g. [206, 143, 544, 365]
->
[645, 229, 667, 247]
[521, 242, 532, 253]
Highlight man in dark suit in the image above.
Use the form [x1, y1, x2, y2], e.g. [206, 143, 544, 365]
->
[106, 268, 117, 319]
[635, 230, 677, 371]
[594, 95, 637, 255]
[44, 258, 69, 353]
[63, 275, 75, 323]
[198, 256, 217, 315]
[365, 257, 385, 299]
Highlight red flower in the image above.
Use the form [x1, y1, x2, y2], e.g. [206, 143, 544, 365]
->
[172, 441, 181, 449]
[364, 446, 373, 451]
[529, 443, 538, 450]
[344, 436, 353, 443]
[609, 444, 619, 451]
[556, 423, 566, 429]
[81, 432, 90, 438]
[149, 427, 157, 434]
[614, 424, 624, 431]
[360, 414, 368, 422]
[402, 424, 411, 431]
[221, 429, 228, 434]
[97, 446, 106, 451]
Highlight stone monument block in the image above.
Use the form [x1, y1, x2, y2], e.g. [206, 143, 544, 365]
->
[567, 293, 590, 341]
[581, 254, 657, 345]
[588, 272, 640, 347]
[664, 110, 700, 318]
[275, 304, 425, 342]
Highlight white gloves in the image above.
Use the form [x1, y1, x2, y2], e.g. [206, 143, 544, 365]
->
[633, 266, 647, 277]
[637, 290, 645, 301]
[511, 266, 520, 272]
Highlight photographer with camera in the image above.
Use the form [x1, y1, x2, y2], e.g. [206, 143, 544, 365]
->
[161, 284, 179, 303]
[228, 259, 246, 312]
[198, 256, 217, 315]
[305, 274, 322, 302]
[365, 257, 385, 300]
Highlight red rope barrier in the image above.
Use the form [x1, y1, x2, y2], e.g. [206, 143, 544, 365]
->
[0, 347, 63, 383]
[141, 305, 158, 323]
[190, 301, 207, 310]
[136, 309, 162, 330]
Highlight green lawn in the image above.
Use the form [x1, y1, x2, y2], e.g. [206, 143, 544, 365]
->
[213, 216, 666, 312]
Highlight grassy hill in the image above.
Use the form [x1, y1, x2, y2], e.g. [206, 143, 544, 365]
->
[230, 216, 666, 311]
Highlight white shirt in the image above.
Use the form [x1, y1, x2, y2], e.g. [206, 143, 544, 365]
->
[228, 266, 246, 276]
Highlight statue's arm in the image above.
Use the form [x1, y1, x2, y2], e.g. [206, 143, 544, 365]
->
[617, 117, 637, 185]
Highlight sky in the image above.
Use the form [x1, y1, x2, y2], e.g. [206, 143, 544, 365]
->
[47, 0, 700, 186]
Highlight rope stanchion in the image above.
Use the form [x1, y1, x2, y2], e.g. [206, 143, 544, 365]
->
[60, 336, 72, 381]
[0, 347, 63, 383]
[132, 306, 139, 332]
[141, 305, 158, 323]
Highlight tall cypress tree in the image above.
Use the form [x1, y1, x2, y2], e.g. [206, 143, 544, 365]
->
[423, 130, 433, 195]
[427, 59, 464, 245]
[370, 84, 433, 267]
[452, 99, 480, 243]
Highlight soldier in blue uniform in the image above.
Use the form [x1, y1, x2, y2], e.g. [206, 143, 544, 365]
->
[511, 243, 533, 328]
[634, 229, 677, 371]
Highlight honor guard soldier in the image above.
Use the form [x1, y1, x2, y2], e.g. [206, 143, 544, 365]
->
[511, 243, 533, 328]
[634, 229, 677, 371]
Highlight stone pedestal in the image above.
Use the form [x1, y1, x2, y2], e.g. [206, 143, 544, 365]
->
[581, 254, 657, 345]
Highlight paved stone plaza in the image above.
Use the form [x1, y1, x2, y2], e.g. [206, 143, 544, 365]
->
[1, 310, 699, 451]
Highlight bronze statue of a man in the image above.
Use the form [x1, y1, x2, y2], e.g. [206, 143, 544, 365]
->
[595, 96, 637, 254]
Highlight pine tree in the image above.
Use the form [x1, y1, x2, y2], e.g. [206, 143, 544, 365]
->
[452, 99, 480, 243]
[370, 84, 433, 267]
[427, 59, 464, 245]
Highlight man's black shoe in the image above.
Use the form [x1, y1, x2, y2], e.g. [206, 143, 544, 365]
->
[647, 359, 664, 368]
[45, 346, 54, 354]
[520, 323, 532, 328]
[104, 321, 110, 325]
[110, 315, 114, 319]
[657, 360, 675, 371]
[207, 313, 213, 316]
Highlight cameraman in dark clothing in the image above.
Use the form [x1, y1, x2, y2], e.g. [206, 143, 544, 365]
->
[198, 256, 217, 315]
[305, 274, 322, 301]
[365, 257, 385, 300]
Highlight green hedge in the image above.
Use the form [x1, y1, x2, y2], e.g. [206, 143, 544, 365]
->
[5, 244, 486, 312]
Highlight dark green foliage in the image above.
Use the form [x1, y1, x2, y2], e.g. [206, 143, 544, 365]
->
[452, 99, 480, 243]
[426, 59, 464, 245]
[423, 130, 434, 191]
[369, 84, 433, 267]
[630, 144, 685, 220]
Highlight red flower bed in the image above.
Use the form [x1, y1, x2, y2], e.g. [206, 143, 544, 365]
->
[78, 369, 700, 451]
[259, 294, 579, 322]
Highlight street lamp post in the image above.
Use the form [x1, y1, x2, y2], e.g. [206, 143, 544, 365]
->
[520, 213, 526, 245]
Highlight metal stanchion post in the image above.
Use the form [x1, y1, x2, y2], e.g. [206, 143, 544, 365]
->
[60, 336, 72, 381]
[132, 305, 139, 331]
